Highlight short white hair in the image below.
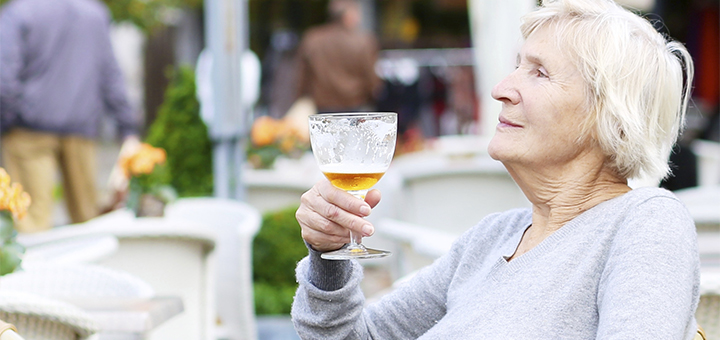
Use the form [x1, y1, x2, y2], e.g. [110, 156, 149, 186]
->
[521, 0, 694, 182]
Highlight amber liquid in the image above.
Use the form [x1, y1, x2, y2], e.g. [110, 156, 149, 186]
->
[322, 172, 386, 191]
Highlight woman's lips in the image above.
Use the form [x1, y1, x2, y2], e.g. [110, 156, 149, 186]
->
[498, 116, 522, 128]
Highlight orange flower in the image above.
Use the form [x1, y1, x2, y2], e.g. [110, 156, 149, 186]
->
[251, 116, 280, 147]
[0, 168, 32, 220]
[120, 143, 167, 178]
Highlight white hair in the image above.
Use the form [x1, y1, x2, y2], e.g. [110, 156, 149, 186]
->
[521, 0, 694, 182]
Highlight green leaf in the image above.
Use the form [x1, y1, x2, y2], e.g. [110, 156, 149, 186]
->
[0, 243, 24, 276]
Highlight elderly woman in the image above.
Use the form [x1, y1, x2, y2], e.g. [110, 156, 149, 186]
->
[292, 0, 700, 338]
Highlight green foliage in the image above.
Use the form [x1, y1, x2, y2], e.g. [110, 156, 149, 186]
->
[0, 212, 23, 276]
[252, 205, 307, 315]
[101, 0, 202, 33]
[145, 66, 214, 198]
[0, 0, 201, 33]
[253, 282, 298, 315]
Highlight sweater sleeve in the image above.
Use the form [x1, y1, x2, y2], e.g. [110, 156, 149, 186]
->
[595, 195, 700, 340]
[292, 231, 469, 339]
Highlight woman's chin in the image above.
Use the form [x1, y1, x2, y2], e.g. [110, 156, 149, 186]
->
[487, 138, 507, 161]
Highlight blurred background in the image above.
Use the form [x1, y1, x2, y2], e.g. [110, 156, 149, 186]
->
[0, 0, 717, 339]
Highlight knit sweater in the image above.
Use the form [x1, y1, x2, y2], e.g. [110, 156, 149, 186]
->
[292, 187, 700, 339]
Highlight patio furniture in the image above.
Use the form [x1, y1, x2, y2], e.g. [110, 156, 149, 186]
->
[164, 197, 261, 340]
[19, 235, 119, 267]
[697, 294, 719, 340]
[392, 147, 530, 235]
[89, 213, 216, 340]
[674, 185, 720, 231]
[0, 263, 181, 340]
[0, 292, 98, 340]
[15, 210, 217, 340]
[0, 263, 153, 300]
[692, 139, 720, 187]
[242, 154, 321, 213]
[0, 320, 22, 340]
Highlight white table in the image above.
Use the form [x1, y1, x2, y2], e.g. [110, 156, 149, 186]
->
[66, 296, 183, 339]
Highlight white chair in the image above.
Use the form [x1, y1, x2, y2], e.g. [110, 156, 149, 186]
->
[393, 151, 530, 235]
[15, 210, 217, 340]
[0, 319, 23, 340]
[164, 197, 261, 340]
[692, 139, 720, 187]
[242, 154, 321, 213]
[674, 185, 720, 231]
[0, 263, 165, 340]
[0, 292, 98, 340]
[375, 218, 457, 281]
[0, 263, 154, 300]
[19, 235, 119, 267]
[89, 213, 216, 340]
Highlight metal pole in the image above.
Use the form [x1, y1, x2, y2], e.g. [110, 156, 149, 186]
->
[204, 0, 248, 200]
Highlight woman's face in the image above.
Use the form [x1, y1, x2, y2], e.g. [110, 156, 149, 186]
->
[488, 24, 594, 169]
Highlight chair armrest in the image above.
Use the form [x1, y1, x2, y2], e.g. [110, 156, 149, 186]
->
[0, 330, 23, 340]
[376, 218, 457, 259]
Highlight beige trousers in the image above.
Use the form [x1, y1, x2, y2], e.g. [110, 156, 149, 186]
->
[1, 128, 98, 233]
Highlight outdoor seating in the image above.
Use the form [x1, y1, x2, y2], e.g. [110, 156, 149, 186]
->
[19, 235, 119, 267]
[0, 263, 154, 300]
[242, 154, 321, 213]
[392, 137, 530, 235]
[0, 292, 98, 340]
[86, 211, 216, 340]
[15, 210, 216, 340]
[164, 197, 261, 340]
[0, 263, 179, 339]
[692, 139, 720, 187]
[375, 218, 456, 280]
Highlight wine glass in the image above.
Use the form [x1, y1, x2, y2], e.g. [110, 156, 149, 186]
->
[308, 112, 397, 260]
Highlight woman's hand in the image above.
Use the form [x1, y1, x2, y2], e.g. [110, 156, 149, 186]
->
[296, 180, 382, 252]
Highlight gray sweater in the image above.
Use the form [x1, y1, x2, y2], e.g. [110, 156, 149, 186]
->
[292, 187, 700, 339]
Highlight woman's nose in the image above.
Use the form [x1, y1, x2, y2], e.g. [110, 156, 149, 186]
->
[491, 71, 520, 105]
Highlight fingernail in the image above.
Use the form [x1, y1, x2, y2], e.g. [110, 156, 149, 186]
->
[362, 224, 374, 237]
[359, 205, 371, 216]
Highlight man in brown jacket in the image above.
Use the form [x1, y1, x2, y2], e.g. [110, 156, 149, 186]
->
[296, 0, 381, 113]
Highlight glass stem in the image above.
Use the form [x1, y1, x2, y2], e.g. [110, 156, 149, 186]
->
[347, 230, 364, 250]
[346, 189, 369, 250]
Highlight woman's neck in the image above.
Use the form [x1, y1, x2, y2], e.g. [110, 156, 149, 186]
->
[506, 153, 631, 235]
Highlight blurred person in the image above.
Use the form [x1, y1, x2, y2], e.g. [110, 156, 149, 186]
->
[0, 0, 140, 233]
[292, 0, 702, 338]
[295, 0, 381, 114]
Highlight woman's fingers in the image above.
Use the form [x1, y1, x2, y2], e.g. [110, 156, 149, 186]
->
[296, 180, 379, 252]
[365, 189, 382, 209]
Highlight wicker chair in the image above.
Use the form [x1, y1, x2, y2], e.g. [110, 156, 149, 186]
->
[0, 292, 98, 340]
[0, 263, 154, 299]
[86, 211, 217, 340]
[12, 210, 215, 340]
[164, 197, 261, 340]
[0, 320, 22, 340]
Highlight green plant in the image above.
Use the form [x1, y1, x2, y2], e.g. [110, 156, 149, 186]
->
[0, 0, 201, 33]
[144, 66, 214, 198]
[252, 205, 307, 315]
[102, 0, 202, 33]
[0, 168, 30, 276]
[0, 212, 23, 276]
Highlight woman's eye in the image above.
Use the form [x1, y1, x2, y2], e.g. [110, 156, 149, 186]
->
[536, 68, 548, 78]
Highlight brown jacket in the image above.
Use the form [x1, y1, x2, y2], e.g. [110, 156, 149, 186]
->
[296, 23, 381, 111]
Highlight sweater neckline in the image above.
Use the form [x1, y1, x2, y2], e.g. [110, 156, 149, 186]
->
[492, 190, 633, 278]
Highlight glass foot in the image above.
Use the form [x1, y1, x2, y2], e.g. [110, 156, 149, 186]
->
[321, 246, 391, 260]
